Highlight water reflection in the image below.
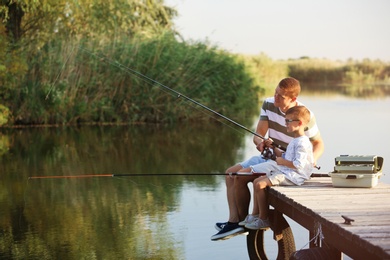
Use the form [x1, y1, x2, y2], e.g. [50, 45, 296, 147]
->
[0, 124, 245, 259]
[1, 89, 389, 259]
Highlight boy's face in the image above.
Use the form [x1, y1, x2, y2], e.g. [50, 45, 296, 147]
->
[274, 86, 296, 111]
[285, 115, 301, 133]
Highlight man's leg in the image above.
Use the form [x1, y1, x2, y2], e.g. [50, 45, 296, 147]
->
[211, 156, 265, 241]
[210, 164, 247, 241]
[234, 175, 256, 220]
[225, 164, 243, 223]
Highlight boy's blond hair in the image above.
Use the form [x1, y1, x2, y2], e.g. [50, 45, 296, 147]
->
[286, 106, 310, 125]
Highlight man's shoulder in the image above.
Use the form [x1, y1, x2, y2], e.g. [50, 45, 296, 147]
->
[264, 97, 275, 103]
[262, 97, 276, 110]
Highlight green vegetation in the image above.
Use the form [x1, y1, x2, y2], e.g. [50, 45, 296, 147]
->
[1, 1, 389, 127]
[286, 57, 390, 87]
[0, 0, 259, 126]
[239, 55, 390, 97]
[14, 36, 258, 125]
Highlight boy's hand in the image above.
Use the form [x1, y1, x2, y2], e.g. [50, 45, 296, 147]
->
[275, 157, 284, 165]
[276, 157, 296, 169]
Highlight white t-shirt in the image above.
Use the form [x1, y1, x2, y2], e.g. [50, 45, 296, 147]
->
[279, 135, 314, 185]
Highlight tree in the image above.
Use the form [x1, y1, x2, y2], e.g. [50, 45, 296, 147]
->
[0, 0, 178, 125]
[0, 0, 178, 46]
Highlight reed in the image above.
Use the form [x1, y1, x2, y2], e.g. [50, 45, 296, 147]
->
[3, 33, 389, 127]
[285, 57, 390, 87]
[240, 55, 390, 96]
[4, 34, 260, 126]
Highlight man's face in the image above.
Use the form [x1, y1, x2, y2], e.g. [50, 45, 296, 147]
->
[274, 86, 295, 111]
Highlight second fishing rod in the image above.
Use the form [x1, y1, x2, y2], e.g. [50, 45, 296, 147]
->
[80, 47, 285, 152]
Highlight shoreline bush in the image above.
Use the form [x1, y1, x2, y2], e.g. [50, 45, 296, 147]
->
[1, 34, 260, 127]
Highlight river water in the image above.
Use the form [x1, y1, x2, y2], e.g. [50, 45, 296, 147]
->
[0, 94, 389, 259]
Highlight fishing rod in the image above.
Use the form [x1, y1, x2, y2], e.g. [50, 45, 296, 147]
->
[28, 172, 255, 179]
[28, 172, 330, 179]
[78, 47, 286, 150]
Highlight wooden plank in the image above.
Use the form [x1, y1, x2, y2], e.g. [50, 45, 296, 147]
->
[268, 180, 390, 260]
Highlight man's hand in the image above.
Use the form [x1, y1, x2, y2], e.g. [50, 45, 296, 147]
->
[256, 138, 274, 153]
[264, 138, 274, 148]
[256, 141, 265, 152]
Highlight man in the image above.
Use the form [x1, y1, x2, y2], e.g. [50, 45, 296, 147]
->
[211, 77, 324, 241]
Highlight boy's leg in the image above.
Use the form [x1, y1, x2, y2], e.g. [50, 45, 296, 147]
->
[225, 156, 264, 222]
[247, 161, 277, 217]
[245, 177, 272, 230]
[255, 177, 272, 220]
[250, 177, 262, 216]
[257, 173, 294, 220]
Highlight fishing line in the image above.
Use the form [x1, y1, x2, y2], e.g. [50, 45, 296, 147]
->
[171, 97, 251, 138]
[46, 45, 76, 100]
[79, 47, 246, 138]
[78, 47, 272, 145]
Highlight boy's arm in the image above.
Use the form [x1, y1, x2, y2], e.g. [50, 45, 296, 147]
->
[273, 147, 284, 157]
[275, 157, 295, 169]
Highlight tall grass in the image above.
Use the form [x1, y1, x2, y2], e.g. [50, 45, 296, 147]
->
[286, 58, 390, 87]
[3, 33, 390, 127]
[241, 55, 390, 97]
[5, 34, 260, 126]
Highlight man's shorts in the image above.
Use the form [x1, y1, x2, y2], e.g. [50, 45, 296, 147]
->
[250, 160, 295, 186]
[239, 155, 267, 168]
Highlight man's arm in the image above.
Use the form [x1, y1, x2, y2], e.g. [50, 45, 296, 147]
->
[253, 120, 269, 151]
[311, 137, 325, 163]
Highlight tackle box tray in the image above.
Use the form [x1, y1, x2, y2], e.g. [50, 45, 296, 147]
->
[330, 172, 382, 188]
[331, 155, 384, 188]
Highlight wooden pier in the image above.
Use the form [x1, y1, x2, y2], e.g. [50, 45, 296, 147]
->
[247, 177, 390, 259]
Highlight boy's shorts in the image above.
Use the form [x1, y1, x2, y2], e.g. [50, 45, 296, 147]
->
[267, 172, 295, 186]
[250, 160, 295, 186]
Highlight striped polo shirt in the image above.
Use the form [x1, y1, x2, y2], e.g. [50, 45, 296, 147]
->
[260, 97, 321, 149]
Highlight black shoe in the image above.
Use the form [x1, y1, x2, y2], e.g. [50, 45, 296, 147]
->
[211, 223, 247, 241]
[215, 222, 227, 231]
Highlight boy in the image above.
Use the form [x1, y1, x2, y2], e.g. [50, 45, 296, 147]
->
[240, 105, 314, 230]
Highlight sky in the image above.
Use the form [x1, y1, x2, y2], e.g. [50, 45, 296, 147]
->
[165, 0, 390, 61]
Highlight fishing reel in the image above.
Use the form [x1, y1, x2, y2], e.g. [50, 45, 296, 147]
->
[262, 147, 276, 160]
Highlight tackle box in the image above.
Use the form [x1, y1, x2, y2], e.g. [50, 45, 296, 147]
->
[330, 155, 384, 188]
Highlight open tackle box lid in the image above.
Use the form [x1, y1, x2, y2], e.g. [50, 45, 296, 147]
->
[334, 155, 384, 173]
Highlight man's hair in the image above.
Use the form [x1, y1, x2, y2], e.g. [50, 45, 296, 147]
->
[286, 106, 310, 125]
[278, 77, 301, 98]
